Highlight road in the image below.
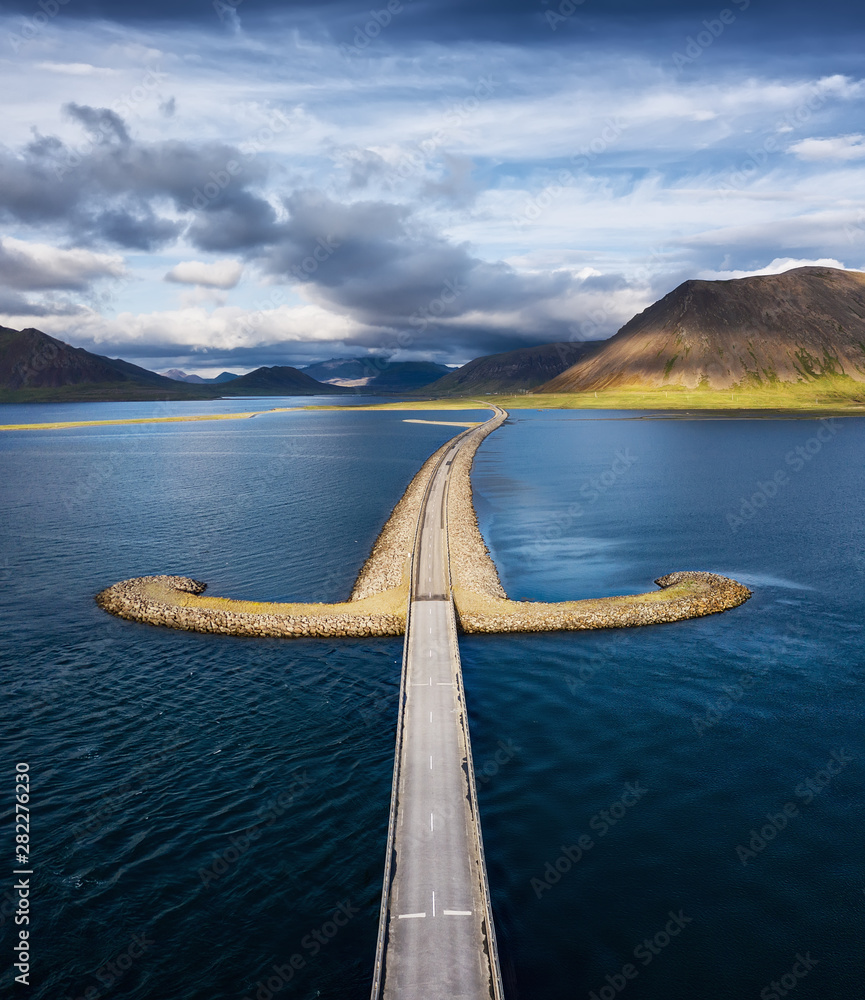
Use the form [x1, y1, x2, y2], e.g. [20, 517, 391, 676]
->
[371, 407, 506, 1000]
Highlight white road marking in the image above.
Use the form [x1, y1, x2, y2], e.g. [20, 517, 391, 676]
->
[437, 682, 452, 686]
[398, 913, 426, 920]
[443, 910, 473, 916]
[429, 755, 433, 769]
[429, 711, 433, 723]
[432, 891, 436, 917]
[430, 812, 434, 832]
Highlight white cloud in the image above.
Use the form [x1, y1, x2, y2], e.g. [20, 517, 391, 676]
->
[0, 238, 126, 291]
[35, 63, 118, 77]
[788, 134, 865, 162]
[0, 302, 362, 353]
[696, 257, 852, 281]
[164, 259, 244, 289]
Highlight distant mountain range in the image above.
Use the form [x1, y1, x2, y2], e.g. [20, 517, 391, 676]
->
[0, 327, 345, 401]
[302, 357, 452, 392]
[0, 326, 216, 401]
[423, 341, 602, 395]
[162, 369, 239, 384]
[5, 267, 864, 403]
[224, 365, 351, 395]
[542, 267, 865, 393]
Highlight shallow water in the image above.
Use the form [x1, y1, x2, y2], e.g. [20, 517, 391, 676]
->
[0, 406, 862, 999]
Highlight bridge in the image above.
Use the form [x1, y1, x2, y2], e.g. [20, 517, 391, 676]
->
[371, 407, 506, 1000]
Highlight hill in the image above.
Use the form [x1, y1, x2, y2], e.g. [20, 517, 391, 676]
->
[224, 365, 350, 395]
[302, 357, 451, 392]
[0, 326, 218, 401]
[162, 369, 239, 384]
[424, 341, 603, 395]
[541, 267, 865, 393]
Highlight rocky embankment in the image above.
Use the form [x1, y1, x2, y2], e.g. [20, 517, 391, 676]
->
[350, 439, 453, 600]
[453, 571, 752, 634]
[95, 575, 405, 638]
[95, 406, 752, 637]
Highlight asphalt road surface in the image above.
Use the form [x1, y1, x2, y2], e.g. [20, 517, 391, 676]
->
[373, 409, 505, 1000]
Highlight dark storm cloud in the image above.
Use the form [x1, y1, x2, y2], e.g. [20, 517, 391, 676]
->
[0, 111, 270, 250]
[187, 191, 280, 252]
[260, 189, 580, 335]
[63, 102, 131, 145]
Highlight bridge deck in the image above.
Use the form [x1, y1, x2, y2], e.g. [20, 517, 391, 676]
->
[372, 421, 504, 999]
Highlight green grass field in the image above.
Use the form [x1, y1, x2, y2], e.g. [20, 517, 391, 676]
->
[315, 376, 865, 415]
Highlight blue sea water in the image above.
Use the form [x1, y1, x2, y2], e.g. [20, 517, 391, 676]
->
[1, 404, 863, 1000]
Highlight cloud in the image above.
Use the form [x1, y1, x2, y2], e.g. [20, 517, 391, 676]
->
[696, 257, 852, 281]
[0, 237, 125, 291]
[788, 134, 865, 161]
[36, 63, 118, 77]
[63, 102, 131, 145]
[0, 121, 269, 250]
[165, 259, 244, 288]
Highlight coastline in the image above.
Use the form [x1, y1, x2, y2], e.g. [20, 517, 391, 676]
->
[95, 405, 752, 637]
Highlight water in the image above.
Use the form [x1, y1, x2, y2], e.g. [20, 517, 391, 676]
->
[1, 406, 863, 999]
[0, 395, 403, 427]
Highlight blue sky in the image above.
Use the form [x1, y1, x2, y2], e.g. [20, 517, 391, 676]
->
[0, 0, 863, 374]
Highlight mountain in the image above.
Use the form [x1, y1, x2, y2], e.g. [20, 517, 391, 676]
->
[542, 267, 865, 393]
[302, 357, 452, 392]
[162, 369, 239, 384]
[162, 369, 207, 383]
[0, 326, 217, 401]
[423, 341, 603, 395]
[223, 365, 351, 395]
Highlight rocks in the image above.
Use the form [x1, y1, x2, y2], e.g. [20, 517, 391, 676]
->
[349, 440, 451, 600]
[94, 407, 753, 638]
[95, 576, 404, 638]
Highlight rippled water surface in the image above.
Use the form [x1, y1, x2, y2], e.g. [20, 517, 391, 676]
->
[1, 404, 863, 1000]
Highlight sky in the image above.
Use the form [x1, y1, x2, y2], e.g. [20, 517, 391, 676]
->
[0, 0, 864, 375]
